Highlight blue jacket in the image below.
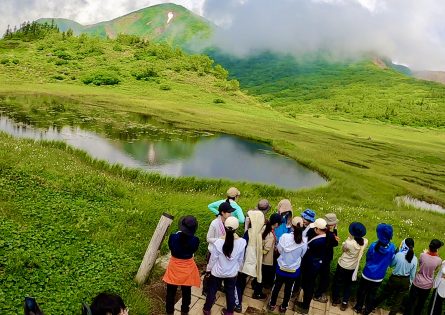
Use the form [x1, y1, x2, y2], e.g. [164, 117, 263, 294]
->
[362, 240, 396, 281]
[275, 213, 292, 241]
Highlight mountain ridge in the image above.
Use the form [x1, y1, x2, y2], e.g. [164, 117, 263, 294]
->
[37, 3, 212, 47]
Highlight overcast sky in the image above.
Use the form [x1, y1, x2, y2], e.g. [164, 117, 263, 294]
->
[1, 0, 445, 70]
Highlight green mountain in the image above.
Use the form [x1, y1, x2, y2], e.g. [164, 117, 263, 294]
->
[37, 3, 212, 47]
[29, 5, 445, 127]
[207, 50, 445, 127]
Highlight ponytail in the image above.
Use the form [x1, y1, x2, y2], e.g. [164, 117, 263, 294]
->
[375, 241, 384, 252]
[293, 223, 304, 244]
[354, 237, 365, 246]
[223, 228, 235, 258]
[404, 238, 415, 263]
[262, 220, 273, 240]
[226, 197, 235, 202]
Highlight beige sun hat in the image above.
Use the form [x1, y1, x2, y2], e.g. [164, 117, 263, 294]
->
[277, 199, 292, 214]
[227, 187, 241, 198]
[292, 216, 304, 227]
[324, 213, 339, 225]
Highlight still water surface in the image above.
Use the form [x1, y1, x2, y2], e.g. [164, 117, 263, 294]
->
[0, 115, 327, 189]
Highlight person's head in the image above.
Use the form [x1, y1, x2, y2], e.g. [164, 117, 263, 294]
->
[24, 297, 44, 315]
[226, 187, 240, 201]
[404, 238, 415, 263]
[301, 209, 316, 227]
[262, 213, 281, 240]
[291, 216, 305, 244]
[324, 213, 338, 231]
[349, 222, 366, 246]
[179, 215, 198, 236]
[223, 216, 239, 258]
[218, 201, 235, 220]
[375, 223, 393, 252]
[277, 199, 292, 216]
[256, 199, 271, 214]
[429, 239, 444, 253]
[309, 218, 327, 235]
[83, 293, 127, 315]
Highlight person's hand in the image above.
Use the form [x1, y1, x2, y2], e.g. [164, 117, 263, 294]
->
[335, 235, 340, 242]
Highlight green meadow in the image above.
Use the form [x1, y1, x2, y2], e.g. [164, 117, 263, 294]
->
[1, 24, 445, 314]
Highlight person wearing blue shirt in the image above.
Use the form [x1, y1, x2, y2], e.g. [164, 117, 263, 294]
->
[208, 187, 245, 224]
[353, 223, 396, 315]
[375, 238, 418, 315]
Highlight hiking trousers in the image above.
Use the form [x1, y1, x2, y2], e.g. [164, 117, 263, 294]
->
[331, 264, 354, 304]
[375, 274, 410, 315]
[354, 277, 382, 314]
[204, 275, 237, 314]
[166, 284, 191, 314]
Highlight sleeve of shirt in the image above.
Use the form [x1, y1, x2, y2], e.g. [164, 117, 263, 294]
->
[168, 233, 174, 251]
[390, 254, 398, 268]
[238, 240, 247, 269]
[277, 236, 285, 254]
[410, 258, 418, 283]
[192, 236, 200, 254]
[206, 223, 218, 244]
[233, 204, 245, 224]
[207, 244, 219, 272]
[208, 200, 221, 216]
[263, 234, 274, 255]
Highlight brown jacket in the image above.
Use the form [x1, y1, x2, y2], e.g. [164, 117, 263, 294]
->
[262, 230, 276, 266]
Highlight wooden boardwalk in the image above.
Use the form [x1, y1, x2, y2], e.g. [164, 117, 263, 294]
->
[173, 277, 394, 315]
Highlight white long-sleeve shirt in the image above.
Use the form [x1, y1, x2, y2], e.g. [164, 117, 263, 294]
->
[206, 217, 226, 251]
[207, 236, 247, 278]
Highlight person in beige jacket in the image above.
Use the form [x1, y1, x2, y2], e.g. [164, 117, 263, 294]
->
[234, 206, 265, 310]
[331, 222, 368, 311]
[252, 213, 282, 299]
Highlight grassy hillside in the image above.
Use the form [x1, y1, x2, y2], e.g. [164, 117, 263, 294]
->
[208, 51, 445, 128]
[1, 25, 445, 314]
[38, 3, 212, 47]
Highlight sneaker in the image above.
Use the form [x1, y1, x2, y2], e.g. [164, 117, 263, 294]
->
[313, 294, 328, 303]
[268, 304, 276, 312]
[252, 292, 267, 300]
[279, 305, 287, 313]
[234, 304, 242, 313]
[332, 298, 341, 307]
[294, 302, 309, 314]
[340, 302, 348, 311]
[353, 306, 363, 314]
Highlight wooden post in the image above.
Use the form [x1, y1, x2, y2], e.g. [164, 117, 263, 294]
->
[135, 212, 174, 285]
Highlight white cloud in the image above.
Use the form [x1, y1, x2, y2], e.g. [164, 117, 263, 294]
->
[202, 0, 445, 70]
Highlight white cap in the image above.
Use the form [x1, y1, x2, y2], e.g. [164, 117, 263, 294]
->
[309, 218, 327, 230]
[225, 216, 239, 230]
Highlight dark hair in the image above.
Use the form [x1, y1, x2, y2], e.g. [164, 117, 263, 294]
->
[179, 231, 192, 250]
[223, 227, 235, 258]
[24, 297, 44, 315]
[374, 240, 385, 252]
[84, 293, 126, 315]
[405, 238, 415, 263]
[354, 237, 365, 246]
[262, 220, 273, 240]
[293, 223, 304, 244]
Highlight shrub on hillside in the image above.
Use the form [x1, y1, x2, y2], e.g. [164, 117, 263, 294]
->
[82, 70, 121, 86]
[213, 98, 225, 104]
[0, 58, 9, 64]
[132, 67, 158, 81]
[159, 84, 171, 91]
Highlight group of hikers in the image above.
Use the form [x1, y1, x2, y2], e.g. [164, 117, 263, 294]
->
[163, 187, 445, 315]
